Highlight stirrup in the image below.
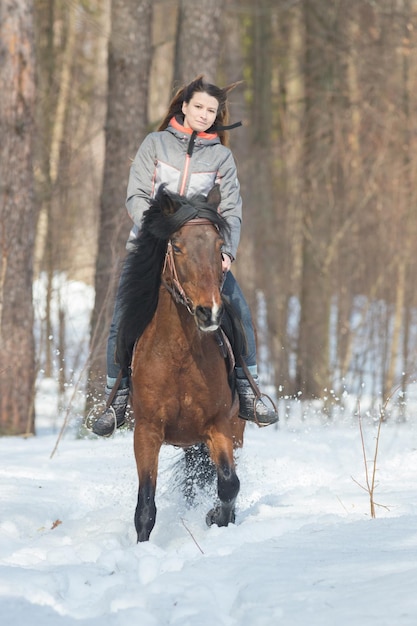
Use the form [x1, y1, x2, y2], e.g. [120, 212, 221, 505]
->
[241, 394, 278, 427]
[91, 406, 124, 437]
[85, 386, 129, 437]
[236, 376, 278, 427]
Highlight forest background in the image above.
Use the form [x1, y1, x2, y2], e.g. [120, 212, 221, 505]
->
[2, 0, 417, 436]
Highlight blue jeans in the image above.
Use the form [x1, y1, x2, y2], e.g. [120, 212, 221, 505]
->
[106, 265, 129, 387]
[106, 269, 257, 387]
[222, 271, 257, 378]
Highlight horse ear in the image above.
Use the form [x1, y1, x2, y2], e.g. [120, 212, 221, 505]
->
[206, 184, 221, 210]
[159, 186, 176, 215]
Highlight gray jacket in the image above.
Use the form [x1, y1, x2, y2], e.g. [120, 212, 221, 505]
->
[125, 117, 242, 259]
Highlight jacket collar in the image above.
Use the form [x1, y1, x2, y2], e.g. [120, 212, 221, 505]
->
[169, 116, 219, 141]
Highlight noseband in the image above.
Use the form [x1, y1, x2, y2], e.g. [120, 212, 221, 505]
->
[161, 218, 223, 316]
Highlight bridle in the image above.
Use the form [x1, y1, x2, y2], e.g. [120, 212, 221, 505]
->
[162, 240, 195, 314]
[161, 218, 225, 316]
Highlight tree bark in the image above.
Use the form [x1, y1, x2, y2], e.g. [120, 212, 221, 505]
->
[296, 0, 340, 400]
[0, 0, 37, 435]
[173, 0, 222, 84]
[87, 0, 153, 406]
[386, 0, 413, 400]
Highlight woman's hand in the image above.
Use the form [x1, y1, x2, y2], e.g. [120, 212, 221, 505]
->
[222, 252, 232, 273]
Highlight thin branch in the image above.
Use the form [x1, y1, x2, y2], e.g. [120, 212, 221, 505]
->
[181, 518, 204, 554]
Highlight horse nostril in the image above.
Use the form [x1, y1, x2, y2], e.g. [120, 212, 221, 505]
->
[195, 304, 223, 330]
[195, 306, 212, 324]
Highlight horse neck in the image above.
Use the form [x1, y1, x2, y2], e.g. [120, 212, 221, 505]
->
[156, 286, 200, 344]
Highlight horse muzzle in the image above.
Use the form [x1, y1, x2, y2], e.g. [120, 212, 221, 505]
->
[194, 303, 223, 332]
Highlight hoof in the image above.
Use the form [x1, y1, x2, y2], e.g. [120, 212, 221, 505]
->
[206, 504, 236, 527]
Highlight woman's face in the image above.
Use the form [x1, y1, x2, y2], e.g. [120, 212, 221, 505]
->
[182, 92, 219, 133]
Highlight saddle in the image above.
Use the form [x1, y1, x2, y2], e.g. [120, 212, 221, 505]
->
[216, 295, 248, 388]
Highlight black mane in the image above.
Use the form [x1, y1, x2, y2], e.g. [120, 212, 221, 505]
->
[116, 185, 229, 373]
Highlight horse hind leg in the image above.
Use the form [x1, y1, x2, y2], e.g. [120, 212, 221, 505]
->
[205, 445, 240, 528]
[182, 443, 217, 506]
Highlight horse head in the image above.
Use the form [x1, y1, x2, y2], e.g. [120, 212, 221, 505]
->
[159, 185, 228, 332]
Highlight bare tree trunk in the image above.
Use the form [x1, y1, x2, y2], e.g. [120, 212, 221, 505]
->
[173, 0, 222, 84]
[87, 0, 153, 407]
[386, 0, 413, 402]
[33, 0, 54, 377]
[296, 0, 346, 401]
[45, 1, 77, 379]
[148, 0, 178, 125]
[222, 0, 255, 295]
[263, 5, 296, 394]
[245, 0, 276, 382]
[0, 0, 37, 435]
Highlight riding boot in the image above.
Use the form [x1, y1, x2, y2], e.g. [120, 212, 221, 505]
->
[92, 386, 130, 437]
[236, 376, 278, 427]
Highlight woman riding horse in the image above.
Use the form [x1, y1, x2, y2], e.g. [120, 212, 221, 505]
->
[117, 185, 246, 540]
[92, 75, 278, 436]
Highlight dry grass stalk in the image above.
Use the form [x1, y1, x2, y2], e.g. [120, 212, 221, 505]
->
[352, 399, 390, 518]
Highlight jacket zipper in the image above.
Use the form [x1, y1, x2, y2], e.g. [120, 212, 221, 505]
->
[179, 131, 197, 196]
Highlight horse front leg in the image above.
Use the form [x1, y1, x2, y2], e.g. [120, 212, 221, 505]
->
[134, 426, 161, 542]
[205, 431, 240, 527]
[135, 476, 157, 542]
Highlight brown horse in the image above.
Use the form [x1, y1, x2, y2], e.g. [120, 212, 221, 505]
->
[116, 184, 245, 542]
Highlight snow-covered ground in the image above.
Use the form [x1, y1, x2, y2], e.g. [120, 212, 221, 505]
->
[1, 390, 417, 625]
[1, 278, 417, 625]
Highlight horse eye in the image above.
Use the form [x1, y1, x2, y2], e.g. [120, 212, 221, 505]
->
[172, 243, 182, 254]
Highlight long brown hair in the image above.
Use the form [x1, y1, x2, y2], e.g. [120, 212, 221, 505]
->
[157, 75, 242, 146]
